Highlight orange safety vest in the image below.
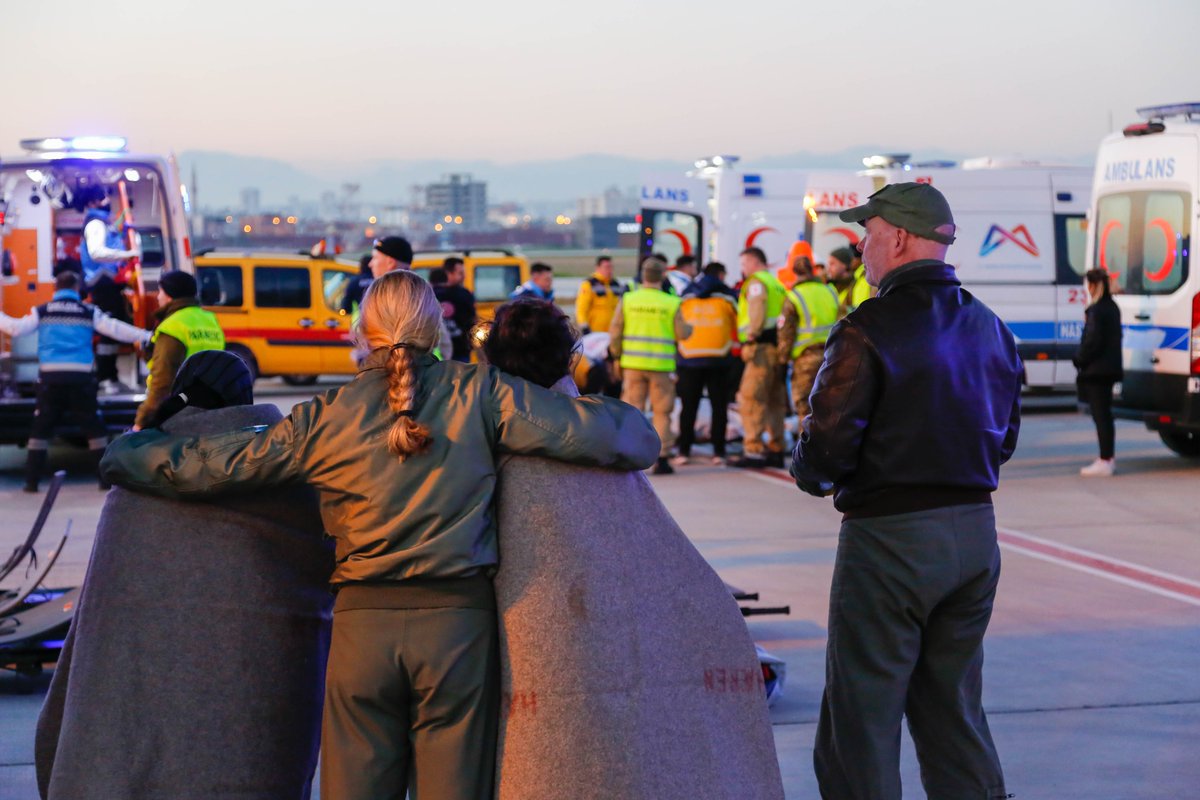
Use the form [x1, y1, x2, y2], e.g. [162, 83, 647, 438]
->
[677, 295, 736, 360]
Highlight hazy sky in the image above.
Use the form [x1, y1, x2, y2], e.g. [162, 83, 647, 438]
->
[2, 0, 1197, 166]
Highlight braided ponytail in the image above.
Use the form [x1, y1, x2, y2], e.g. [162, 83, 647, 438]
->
[354, 270, 442, 461]
[385, 345, 432, 460]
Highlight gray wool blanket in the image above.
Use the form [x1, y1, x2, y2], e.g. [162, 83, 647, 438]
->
[493, 452, 785, 799]
[35, 404, 334, 800]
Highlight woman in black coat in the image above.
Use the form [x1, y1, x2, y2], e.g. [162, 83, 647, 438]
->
[1074, 268, 1123, 476]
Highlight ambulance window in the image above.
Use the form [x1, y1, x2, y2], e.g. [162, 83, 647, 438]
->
[1141, 193, 1187, 293]
[474, 264, 521, 302]
[138, 229, 166, 268]
[641, 211, 701, 267]
[254, 266, 311, 308]
[1096, 194, 1132, 282]
[1054, 214, 1088, 283]
[323, 270, 351, 312]
[1096, 191, 1190, 295]
[197, 266, 244, 307]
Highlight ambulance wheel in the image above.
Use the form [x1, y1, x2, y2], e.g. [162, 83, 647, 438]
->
[1159, 429, 1200, 458]
[281, 375, 318, 387]
[225, 345, 259, 382]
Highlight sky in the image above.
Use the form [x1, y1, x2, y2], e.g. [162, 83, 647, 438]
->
[1, 0, 1198, 167]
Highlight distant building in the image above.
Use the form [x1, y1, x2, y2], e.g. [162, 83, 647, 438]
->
[426, 174, 488, 231]
[240, 187, 261, 215]
[577, 185, 638, 219]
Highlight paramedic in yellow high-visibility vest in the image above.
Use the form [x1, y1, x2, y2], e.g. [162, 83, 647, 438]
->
[134, 271, 225, 430]
[843, 247, 873, 313]
[609, 257, 687, 476]
[730, 247, 788, 469]
[778, 254, 840, 420]
[575, 255, 627, 334]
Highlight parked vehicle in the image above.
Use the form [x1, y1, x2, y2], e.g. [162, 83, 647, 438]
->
[641, 155, 1093, 390]
[195, 252, 358, 385]
[1086, 102, 1200, 457]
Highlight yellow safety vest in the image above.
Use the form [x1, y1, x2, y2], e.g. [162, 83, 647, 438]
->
[840, 265, 871, 312]
[677, 296, 736, 360]
[148, 305, 225, 392]
[619, 287, 681, 372]
[737, 270, 785, 343]
[786, 280, 840, 359]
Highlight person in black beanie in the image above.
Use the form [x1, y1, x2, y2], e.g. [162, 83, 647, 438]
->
[133, 270, 225, 430]
[144, 349, 257, 428]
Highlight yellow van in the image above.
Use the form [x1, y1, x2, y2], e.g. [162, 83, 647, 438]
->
[194, 252, 358, 385]
[407, 250, 530, 320]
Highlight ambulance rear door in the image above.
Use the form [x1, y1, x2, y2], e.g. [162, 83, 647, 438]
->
[1090, 128, 1198, 416]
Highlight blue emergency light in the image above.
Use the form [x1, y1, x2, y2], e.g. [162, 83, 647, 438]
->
[1136, 103, 1200, 121]
[19, 136, 129, 153]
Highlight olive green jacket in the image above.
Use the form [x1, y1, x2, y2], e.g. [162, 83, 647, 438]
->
[101, 350, 660, 585]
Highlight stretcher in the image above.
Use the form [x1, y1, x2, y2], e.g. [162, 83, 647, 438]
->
[0, 470, 77, 675]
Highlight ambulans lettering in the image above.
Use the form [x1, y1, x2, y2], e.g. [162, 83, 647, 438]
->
[811, 191, 860, 209]
[641, 186, 691, 203]
[1102, 158, 1176, 182]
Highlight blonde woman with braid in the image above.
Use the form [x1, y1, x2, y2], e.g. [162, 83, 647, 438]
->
[100, 269, 660, 800]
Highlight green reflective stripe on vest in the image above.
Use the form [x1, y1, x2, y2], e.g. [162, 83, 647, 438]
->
[620, 288, 681, 372]
[787, 281, 840, 359]
[736, 270, 786, 341]
[148, 306, 225, 391]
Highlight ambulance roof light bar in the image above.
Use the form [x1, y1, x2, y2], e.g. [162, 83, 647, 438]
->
[19, 136, 129, 153]
[862, 154, 911, 169]
[693, 154, 740, 170]
[1136, 103, 1200, 121]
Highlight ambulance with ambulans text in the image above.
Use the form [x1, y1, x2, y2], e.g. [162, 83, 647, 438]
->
[1086, 103, 1200, 457]
[641, 155, 1093, 390]
[0, 136, 194, 443]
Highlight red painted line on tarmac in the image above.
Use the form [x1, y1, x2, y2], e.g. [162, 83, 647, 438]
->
[997, 528, 1200, 602]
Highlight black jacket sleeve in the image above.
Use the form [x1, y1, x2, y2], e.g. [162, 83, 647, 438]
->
[790, 320, 879, 493]
[1074, 304, 1102, 369]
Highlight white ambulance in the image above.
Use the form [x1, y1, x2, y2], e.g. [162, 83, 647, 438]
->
[0, 136, 194, 443]
[639, 157, 812, 270]
[643, 155, 1093, 390]
[1086, 103, 1200, 457]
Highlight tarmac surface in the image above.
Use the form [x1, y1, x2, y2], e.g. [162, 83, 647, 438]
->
[1, 381, 1198, 799]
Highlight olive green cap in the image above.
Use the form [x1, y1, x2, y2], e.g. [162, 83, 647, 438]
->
[838, 182, 956, 244]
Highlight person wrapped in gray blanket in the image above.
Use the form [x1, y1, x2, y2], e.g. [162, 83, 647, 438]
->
[35, 351, 334, 800]
[482, 299, 785, 800]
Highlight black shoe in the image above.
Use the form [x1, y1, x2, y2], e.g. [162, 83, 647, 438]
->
[22, 482, 39, 493]
[727, 454, 768, 469]
[651, 457, 675, 475]
[765, 452, 785, 469]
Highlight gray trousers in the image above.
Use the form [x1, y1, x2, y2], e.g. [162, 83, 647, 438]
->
[814, 504, 1008, 800]
[322, 606, 499, 800]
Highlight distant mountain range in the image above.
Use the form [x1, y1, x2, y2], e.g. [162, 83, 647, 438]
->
[179, 146, 1091, 212]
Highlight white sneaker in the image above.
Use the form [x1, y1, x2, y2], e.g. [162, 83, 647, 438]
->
[1080, 458, 1115, 477]
[710, 456, 727, 466]
[669, 454, 691, 467]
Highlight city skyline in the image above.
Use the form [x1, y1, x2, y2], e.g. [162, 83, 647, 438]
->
[1, 0, 1196, 166]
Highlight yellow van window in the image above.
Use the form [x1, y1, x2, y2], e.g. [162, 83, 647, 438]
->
[474, 264, 521, 301]
[197, 266, 244, 307]
[323, 270, 351, 312]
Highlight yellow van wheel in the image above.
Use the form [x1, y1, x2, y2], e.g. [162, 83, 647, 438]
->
[282, 374, 319, 387]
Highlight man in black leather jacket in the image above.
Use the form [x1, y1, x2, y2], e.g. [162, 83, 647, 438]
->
[792, 183, 1021, 800]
